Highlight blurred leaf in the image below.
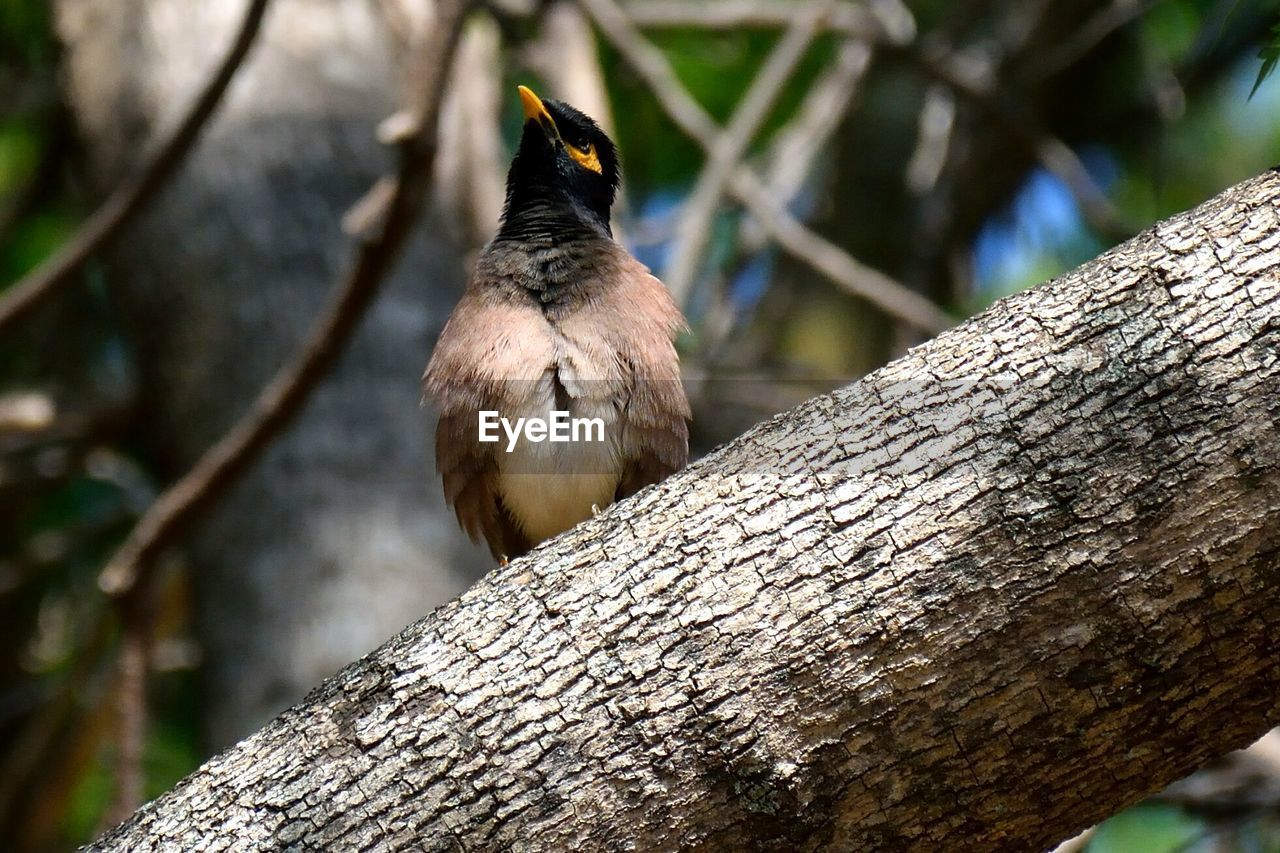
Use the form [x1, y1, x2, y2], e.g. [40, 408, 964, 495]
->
[0, 0, 55, 65]
[1249, 20, 1280, 98]
[1088, 805, 1204, 853]
[0, 120, 39, 192]
[1143, 0, 1202, 66]
[62, 746, 112, 844]
[1, 207, 78, 280]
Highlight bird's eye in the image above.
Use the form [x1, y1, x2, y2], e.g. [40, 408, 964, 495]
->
[565, 141, 603, 175]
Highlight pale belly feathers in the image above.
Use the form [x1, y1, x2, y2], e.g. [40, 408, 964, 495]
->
[495, 372, 624, 544]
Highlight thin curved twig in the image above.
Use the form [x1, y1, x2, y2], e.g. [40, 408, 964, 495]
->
[664, 0, 833, 308]
[0, 0, 272, 335]
[97, 0, 473, 599]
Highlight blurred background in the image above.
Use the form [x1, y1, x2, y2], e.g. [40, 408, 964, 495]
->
[2, 0, 1280, 849]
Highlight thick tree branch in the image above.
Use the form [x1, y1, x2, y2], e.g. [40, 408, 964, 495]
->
[90, 171, 1280, 850]
[0, 0, 271, 335]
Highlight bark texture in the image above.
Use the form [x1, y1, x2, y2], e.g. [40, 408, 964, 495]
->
[90, 171, 1280, 850]
[55, 0, 490, 746]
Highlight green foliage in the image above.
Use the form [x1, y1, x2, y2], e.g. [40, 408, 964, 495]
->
[0, 0, 55, 65]
[0, 206, 78, 279]
[1112, 46, 1280, 224]
[0, 2, 79, 283]
[598, 30, 837, 192]
[135, 665, 206, 807]
[1143, 0, 1203, 66]
[1250, 20, 1280, 97]
[63, 757, 113, 843]
[0, 119, 39, 188]
[1088, 805, 1204, 853]
[58, 702, 203, 845]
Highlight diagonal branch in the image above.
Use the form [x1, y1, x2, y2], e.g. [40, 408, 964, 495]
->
[0, 0, 272, 335]
[750, 37, 874, 239]
[579, 0, 952, 332]
[663, 0, 833, 307]
[1033, 0, 1154, 80]
[95, 0, 473, 600]
[623, 0, 910, 43]
[697, 37, 874, 358]
[86, 168, 1280, 853]
[726, 165, 951, 329]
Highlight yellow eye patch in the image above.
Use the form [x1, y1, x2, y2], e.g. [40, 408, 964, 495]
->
[565, 141, 602, 175]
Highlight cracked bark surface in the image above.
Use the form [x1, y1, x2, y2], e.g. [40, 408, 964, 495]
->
[89, 170, 1280, 850]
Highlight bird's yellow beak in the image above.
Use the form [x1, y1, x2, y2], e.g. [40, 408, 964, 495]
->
[516, 85, 603, 175]
[518, 85, 559, 140]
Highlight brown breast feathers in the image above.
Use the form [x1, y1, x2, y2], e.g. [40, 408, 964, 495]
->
[423, 238, 689, 560]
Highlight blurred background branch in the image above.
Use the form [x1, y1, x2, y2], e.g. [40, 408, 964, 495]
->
[663, 0, 835, 306]
[0, 0, 272, 335]
[578, 0, 953, 336]
[96, 0, 470, 602]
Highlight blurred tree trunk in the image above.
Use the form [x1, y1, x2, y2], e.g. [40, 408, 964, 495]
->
[54, 0, 489, 747]
[88, 170, 1280, 851]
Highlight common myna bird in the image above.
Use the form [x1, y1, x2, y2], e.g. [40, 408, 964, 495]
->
[423, 86, 690, 560]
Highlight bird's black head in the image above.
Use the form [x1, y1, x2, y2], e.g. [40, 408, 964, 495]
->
[497, 86, 621, 240]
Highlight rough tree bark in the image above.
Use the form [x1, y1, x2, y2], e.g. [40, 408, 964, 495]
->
[89, 171, 1280, 851]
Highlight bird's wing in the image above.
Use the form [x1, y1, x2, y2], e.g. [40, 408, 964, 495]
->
[433, 404, 530, 560]
[558, 252, 691, 501]
[618, 264, 691, 499]
[423, 285, 553, 560]
[615, 347, 690, 500]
